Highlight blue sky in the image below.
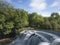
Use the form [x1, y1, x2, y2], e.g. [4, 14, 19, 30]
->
[4, 0, 60, 17]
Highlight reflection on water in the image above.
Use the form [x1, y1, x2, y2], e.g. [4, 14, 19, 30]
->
[8, 30, 60, 45]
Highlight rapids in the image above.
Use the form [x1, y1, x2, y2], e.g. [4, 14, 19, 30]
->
[8, 30, 60, 45]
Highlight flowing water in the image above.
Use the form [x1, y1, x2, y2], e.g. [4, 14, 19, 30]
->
[8, 30, 60, 45]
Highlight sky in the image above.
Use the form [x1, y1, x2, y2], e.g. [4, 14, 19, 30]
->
[4, 0, 60, 17]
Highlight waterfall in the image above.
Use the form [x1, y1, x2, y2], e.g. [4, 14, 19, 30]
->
[35, 32, 50, 42]
[36, 31, 59, 39]
[24, 30, 35, 40]
[8, 30, 60, 45]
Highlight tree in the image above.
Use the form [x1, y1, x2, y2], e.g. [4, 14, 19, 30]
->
[14, 9, 28, 29]
[29, 12, 44, 28]
[42, 17, 52, 29]
[51, 12, 60, 20]
[50, 20, 60, 31]
[0, 1, 29, 38]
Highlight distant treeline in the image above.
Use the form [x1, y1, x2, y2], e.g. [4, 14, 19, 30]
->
[0, 1, 60, 39]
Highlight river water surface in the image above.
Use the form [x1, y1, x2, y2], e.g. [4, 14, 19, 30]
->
[8, 30, 60, 45]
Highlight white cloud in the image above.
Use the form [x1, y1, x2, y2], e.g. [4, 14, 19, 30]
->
[58, 12, 60, 15]
[29, 0, 47, 10]
[41, 12, 51, 17]
[50, 0, 60, 7]
[30, 9, 51, 17]
[51, 2, 59, 7]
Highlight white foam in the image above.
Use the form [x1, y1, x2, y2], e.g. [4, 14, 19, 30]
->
[24, 30, 35, 40]
[38, 42, 50, 45]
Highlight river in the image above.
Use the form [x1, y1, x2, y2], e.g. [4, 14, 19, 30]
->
[8, 30, 60, 45]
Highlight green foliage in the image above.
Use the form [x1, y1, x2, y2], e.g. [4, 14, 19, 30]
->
[0, 1, 28, 38]
[29, 13, 44, 28]
[0, 14, 5, 22]
[29, 12, 60, 31]
[3, 29, 11, 35]
[42, 18, 52, 29]
[4, 22, 14, 29]
[14, 9, 28, 28]
[0, 24, 3, 29]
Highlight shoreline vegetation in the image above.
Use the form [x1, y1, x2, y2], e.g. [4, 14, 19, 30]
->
[0, 0, 60, 44]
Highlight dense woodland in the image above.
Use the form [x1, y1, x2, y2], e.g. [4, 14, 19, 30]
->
[0, 1, 60, 39]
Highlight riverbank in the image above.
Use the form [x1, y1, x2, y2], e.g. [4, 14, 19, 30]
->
[0, 38, 13, 45]
[21, 27, 60, 32]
